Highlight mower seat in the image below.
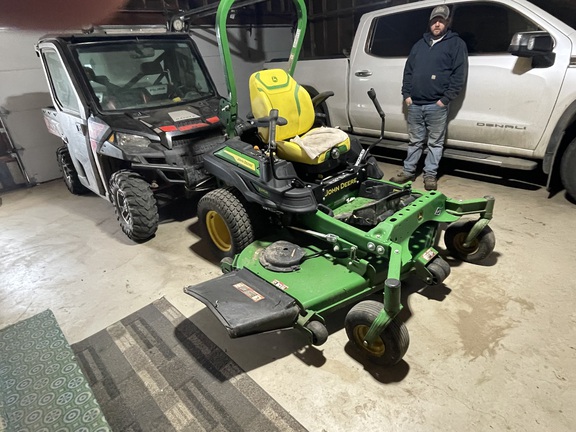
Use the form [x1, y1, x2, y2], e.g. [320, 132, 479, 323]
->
[249, 69, 350, 166]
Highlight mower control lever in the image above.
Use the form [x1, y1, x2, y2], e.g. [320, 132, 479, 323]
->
[252, 115, 287, 128]
[356, 88, 386, 166]
[368, 88, 386, 121]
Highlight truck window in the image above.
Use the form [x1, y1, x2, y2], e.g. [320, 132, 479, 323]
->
[367, 9, 430, 58]
[530, 0, 576, 30]
[451, 2, 540, 54]
[367, 2, 540, 58]
[43, 50, 81, 113]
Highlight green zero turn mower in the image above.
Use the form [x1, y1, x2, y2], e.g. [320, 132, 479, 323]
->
[183, 0, 496, 366]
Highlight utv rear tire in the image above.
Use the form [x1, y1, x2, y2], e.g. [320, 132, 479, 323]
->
[109, 170, 158, 242]
[560, 138, 576, 201]
[345, 300, 409, 366]
[56, 146, 89, 195]
[198, 187, 255, 260]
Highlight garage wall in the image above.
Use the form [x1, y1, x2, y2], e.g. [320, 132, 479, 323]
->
[0, 26, 292, 185]
[0, 29, 63, 185]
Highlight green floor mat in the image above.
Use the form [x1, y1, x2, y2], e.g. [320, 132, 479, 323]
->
[0, 310, 110, 432]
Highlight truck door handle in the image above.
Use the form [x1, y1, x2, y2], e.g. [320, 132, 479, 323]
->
[355, 70, 373, 77]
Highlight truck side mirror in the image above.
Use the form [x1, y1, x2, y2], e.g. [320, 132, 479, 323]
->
[508, 31, 555, 68]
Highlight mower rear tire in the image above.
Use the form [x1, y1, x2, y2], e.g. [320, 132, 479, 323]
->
[426, 256, 451, 285]
[198, 187, 255, 259]
[345, 300, 409, 366]
[109, 170, 158, 242]
[56, 146, 90, 195]
[444, 220, 495, 264]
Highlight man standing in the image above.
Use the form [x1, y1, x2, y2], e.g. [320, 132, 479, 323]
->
[390, 5, 468, 190]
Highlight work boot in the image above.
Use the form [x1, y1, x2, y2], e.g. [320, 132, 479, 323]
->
[423, 176, 437, 191]
[389, 171, 415, 183]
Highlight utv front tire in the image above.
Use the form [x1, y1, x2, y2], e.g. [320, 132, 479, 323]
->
[56, 146, 89, 195]
[109, 170, 158, 242]
[198, 187, 255, 260]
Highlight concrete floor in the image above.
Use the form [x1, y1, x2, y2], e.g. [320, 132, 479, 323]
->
[1, 158, 575, 432]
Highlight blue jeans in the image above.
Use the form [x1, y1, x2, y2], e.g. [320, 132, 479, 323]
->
[403, 103, 448, 178]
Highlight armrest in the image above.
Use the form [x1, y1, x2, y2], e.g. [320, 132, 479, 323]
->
[311, 91, 334, 108]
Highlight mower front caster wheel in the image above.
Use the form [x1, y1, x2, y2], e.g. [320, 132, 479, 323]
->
[444, 220, 495, 264]
[345, 300, 409, 366]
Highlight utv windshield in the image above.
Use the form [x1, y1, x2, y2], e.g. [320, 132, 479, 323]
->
[74, 40, 216, 111]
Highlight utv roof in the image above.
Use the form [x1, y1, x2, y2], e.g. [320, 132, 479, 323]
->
[38, 29, 191, 44]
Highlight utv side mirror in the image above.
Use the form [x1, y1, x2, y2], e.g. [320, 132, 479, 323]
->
[508, 31, 555, 68]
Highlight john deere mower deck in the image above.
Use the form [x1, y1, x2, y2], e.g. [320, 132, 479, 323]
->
[183, 0, 496, 366]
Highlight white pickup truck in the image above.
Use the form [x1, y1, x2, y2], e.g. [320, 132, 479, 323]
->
[266, 0, 576, 200]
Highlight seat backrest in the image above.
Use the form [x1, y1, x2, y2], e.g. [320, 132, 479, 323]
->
[249, 69, 315, 143]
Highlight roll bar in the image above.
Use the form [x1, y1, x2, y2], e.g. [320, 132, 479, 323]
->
[215, 0, 307, 136]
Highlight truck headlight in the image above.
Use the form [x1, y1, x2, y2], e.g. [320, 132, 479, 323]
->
[115, 133, 151, 148]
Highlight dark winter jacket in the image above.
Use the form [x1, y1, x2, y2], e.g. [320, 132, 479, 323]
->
[401, 30, 468, 106]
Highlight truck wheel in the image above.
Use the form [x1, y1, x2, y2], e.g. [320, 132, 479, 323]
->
[345, 300, 409, 366]
[109, 170, 158, 242]
[198, 187, 255, 259]
[560, 138, 576, 200]
[444, 220, 495, 264]
[56, 146, 89, 195]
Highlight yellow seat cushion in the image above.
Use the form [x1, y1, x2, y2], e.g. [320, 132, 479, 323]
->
[277, 127, 351, 165]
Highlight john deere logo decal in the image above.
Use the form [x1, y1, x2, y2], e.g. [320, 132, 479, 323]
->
[324, 178, 357, 197]
[223, 150, 256, 171]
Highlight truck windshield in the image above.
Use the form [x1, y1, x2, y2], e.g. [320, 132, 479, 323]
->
[74, 40, 216, 111]
[530, 0, 576, 30]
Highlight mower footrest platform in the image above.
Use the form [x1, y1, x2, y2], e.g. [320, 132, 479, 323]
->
[184, 268, 300, 338]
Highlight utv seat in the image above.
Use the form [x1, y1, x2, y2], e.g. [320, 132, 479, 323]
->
[249, 69, 350, 167]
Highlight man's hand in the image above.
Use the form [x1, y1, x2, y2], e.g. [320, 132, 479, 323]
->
[436, 100, 446, 107]
[405, 97, 413, 106]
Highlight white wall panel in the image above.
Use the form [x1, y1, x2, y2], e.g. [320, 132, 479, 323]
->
[0, 30, 63, 184]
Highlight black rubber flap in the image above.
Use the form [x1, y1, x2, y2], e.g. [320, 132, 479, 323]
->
[184, 268, 300, 338]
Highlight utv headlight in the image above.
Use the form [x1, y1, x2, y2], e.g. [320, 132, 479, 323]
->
[115, 133, 151, 148]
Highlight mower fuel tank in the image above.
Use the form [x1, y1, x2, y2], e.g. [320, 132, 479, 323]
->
[184, 268, 300, 338]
